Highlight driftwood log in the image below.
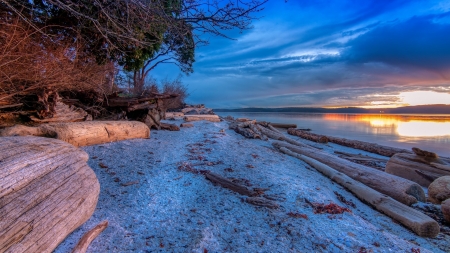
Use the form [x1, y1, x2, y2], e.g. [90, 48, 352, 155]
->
[287, 128, 328, 143]
[287, 128, 411, 157]
[72, 221, 108, 253]
[246, 197, 279, 209]
[0, 136, 100, 252]
[268, 123, 297, 129]
[272, 141, 425, 205]
[385, 153, 450, 187]
[278, 147, 439, 238]
[0, 121, 150, 147]
[184, 115, 220, 122]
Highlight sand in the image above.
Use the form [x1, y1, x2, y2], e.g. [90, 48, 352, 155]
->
[54, 119, 449, 253]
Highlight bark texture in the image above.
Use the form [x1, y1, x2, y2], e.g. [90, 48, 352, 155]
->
[272, 141, 425, 206]
[386, 153, 450, 187]
[277, 147, 439, 238]
[0, 136, 100, 253]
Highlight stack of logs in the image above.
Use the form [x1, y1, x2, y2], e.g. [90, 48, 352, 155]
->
[229, 119, 444, 237]
[0, 89, 179, 130]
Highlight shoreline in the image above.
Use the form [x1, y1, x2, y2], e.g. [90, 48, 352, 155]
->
[55, 119, 449, 252]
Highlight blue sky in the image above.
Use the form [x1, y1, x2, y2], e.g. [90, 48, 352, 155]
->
[152, 0, 450, 108]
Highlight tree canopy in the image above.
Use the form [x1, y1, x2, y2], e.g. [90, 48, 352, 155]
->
[1, 0, 267, 72]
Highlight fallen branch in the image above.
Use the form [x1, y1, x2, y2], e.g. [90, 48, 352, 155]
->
[205, 172, 256, 196]
[72, 220, 108, 253]
[278, 147, 439, 238]
[246, 197, 279, 209]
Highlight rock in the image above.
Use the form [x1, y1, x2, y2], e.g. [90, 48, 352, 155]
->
[180, 123, 194, 128]
[442, 199, 450, 222]
[166, 112, 184, 118]
[428, 176, 450, 204]
[0, 136, 99, 252]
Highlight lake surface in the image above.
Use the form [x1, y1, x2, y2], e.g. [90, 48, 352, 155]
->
[216, 112, 450, 157]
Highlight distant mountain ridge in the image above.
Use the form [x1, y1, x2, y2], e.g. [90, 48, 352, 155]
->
[214, 104, 450, 114]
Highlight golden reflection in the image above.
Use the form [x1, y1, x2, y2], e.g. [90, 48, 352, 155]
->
[322, 114, 450, 137]
[397, 121, 450, 137]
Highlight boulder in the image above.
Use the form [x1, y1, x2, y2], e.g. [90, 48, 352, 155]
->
[442, 199, 450, 223]
[0, 136, 99, 253]
[428, 176, 450, 204]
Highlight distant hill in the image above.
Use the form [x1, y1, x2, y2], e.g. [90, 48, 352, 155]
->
[214, 104, 450, 114]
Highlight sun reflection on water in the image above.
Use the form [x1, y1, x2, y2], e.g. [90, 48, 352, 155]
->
[322, 114, 450, 137]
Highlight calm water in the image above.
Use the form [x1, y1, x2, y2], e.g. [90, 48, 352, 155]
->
[216, 112, 450, 157]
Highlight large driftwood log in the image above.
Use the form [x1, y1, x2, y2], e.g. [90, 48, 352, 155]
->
[287, 128, 411, 157]
[0, 121, 150, 147]
[386, 153, 450, 187]
[272, 141, 425, 205]
[205, 172, 256, 196]
[184, 115, 220, 122]
[72, 221, 108, 253]
[287, 128, 328, 143]
[278, 147, 439, 238]
[0, 136, 100, 252]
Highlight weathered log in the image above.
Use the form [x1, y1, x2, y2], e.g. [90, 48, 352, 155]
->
[268, 123, 297, 129]
[267, 124, 283, 134]
[428, 176, 450, 204]
[205, 172, 256, 196]
[234, 126, 260, 139]
[30, 101, 88, 123]
[287, 128, 411, 157]
[334, 151, 389, 162]
[257, 125, 320, 150]
[184, 115, 220, 122]
[72, 221, 108, 253]
[0, 121, 150, 147]
[160, 122, 180, 131]
[166, 112, 184, 118]
[272, 141, 425, 205]
[249, 124, 268, 141]
[287, 128, 328, 143]
[246, 197, 279, 209]
[0, 136, 100, 252]
[385, 153, 450, 187]
[277, 147, 439, 238]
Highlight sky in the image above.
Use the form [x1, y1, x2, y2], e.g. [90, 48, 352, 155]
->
[152, 0, 450, 109]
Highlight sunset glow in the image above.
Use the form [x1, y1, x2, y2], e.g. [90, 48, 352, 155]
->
[399, 91, 450, 106]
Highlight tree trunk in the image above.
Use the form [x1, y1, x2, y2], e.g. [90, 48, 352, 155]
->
[386, 153, 450, 187]
[287, 128, 412, 157]
[277, 147, 439, 238]
[205, 172, 256, 196]
[0, 121, 150, 147]
[272, 141, 425, 206]
[0, 136, 99, 252]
